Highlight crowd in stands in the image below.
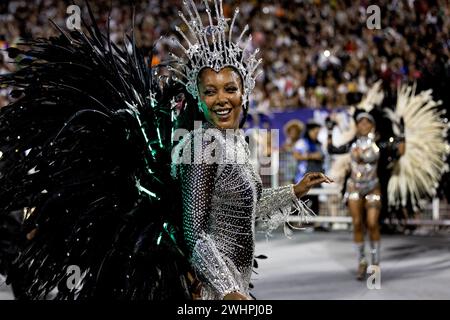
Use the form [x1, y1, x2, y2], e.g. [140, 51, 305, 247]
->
[1, 0, 449, 111]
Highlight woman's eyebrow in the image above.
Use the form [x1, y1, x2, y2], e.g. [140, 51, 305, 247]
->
[201, 84, 216, 89]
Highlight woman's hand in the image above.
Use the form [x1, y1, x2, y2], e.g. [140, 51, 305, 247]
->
[294, 172, 333, 198]
[223, 291, 250, 300]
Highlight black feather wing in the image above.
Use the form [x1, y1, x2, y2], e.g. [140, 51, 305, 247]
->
[0, 7, 189, 300]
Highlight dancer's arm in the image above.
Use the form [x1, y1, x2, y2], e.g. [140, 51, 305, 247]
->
[327, 135, 354, 154]
[256, 173, 332, 233]
[180, 161, 244, 299]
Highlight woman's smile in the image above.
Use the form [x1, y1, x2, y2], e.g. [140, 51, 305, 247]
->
[197, 67, 243, 130]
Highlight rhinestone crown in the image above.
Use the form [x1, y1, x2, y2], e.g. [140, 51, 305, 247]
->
[169, 0, 262, 107]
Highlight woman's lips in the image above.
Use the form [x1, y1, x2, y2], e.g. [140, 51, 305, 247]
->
[213, 107, 232, 120]
[214, 108, 232, 115]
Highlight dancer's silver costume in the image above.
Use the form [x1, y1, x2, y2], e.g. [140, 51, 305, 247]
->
[346, 133, 381, 204]
[169, 0, 312, 299]
[172, 122, 309, 299]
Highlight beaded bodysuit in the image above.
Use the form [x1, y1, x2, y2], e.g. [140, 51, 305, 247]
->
[346, 133, 380, 201]
[172, 122, 303, 299]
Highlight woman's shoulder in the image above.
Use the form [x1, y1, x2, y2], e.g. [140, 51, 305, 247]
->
[171, 125, 229, 178]
[175, 125, 228, 153]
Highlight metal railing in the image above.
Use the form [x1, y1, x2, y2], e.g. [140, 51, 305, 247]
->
[286, 187, 450, 227]
[270, 149, 450, 228]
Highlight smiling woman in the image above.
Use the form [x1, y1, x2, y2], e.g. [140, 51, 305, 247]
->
[197, 67, 244, 130]
[169, 0, 333, 301]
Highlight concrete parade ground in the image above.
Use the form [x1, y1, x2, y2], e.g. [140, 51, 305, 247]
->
[252, 229, 450, 300]
[1, 229, 449, 300]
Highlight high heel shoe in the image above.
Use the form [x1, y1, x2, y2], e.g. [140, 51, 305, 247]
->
[356, 260, 368, 281]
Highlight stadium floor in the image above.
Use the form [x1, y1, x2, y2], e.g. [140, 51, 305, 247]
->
[1, 230, 449, 300]
[252, 229, 450, 299]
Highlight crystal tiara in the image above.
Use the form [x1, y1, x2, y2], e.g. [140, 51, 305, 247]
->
[168, 0, 262, 107]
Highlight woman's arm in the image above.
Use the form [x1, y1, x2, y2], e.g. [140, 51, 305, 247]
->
[378, 136, 406, 160]
[327, 135, 353, 154]
[293, 139, 324, 162]
[255, 173, 332, 233]
[293, 150, 324, 161]
[180, 160, 243, 299]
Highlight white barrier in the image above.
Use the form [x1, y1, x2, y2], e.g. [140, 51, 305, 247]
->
[285, 187, 450, 227]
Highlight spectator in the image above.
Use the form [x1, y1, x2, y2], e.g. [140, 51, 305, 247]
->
[293, 120, 325, 214]
[280, 120, 305, 184]
[0, 0, 448, 113]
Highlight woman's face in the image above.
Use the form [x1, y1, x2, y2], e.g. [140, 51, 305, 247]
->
[287, 127, 301, 140]
[356, 117, 374, 136]
[197, 67, 243, 130]
[308, 127, 320, 141]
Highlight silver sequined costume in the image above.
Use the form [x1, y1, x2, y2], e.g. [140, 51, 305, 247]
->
[171, 122, 307, 300]
[346, 133, 381, 202]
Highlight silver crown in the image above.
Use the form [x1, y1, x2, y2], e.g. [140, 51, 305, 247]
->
[168, 0, 262, 107]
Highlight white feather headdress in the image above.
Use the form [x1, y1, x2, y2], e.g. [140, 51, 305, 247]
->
[355, 80, 384, 113]
[385, 84, 450, 209]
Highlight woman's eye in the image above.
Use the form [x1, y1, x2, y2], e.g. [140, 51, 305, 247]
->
[204, 90, 215, 96]
[226, 87, 238, 93]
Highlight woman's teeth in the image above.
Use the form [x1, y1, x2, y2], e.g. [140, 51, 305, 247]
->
[215, 109, 231, 115]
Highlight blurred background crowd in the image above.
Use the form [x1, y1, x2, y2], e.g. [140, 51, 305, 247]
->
[0, 0, 449, 229]
[1, 0, 449, 111]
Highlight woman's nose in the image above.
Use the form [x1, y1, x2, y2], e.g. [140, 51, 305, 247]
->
[216, 90, 228, 105]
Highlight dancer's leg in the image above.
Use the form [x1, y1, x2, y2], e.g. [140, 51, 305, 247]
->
[366, 193, 381, 265]
[349, 197, 367, 280]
